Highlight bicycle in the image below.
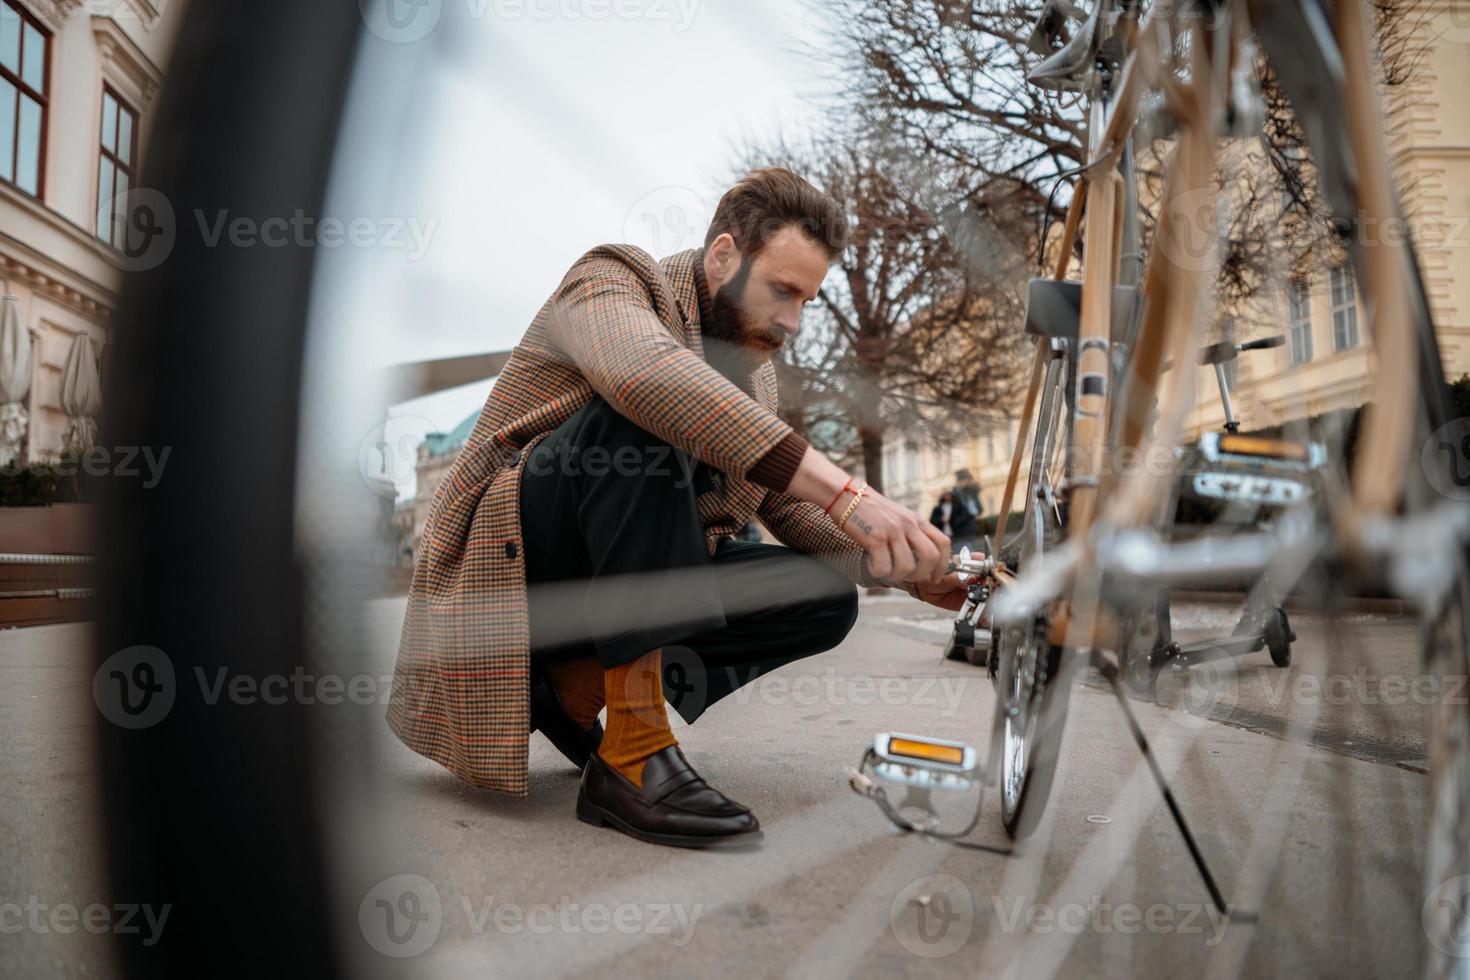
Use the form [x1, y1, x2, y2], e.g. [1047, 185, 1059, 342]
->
[850, 0, 1470, 966]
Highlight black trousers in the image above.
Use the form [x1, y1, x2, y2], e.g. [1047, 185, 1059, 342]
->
[518, 396, 859, 723]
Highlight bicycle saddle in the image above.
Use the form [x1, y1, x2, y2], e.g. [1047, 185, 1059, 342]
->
[1027, 1, 1103, 92]
[1025, 0, 1083, 56]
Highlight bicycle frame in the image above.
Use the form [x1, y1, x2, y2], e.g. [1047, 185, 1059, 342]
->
[989, 0, 1462, 632]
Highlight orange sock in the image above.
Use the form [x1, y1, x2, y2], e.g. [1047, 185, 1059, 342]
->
[598, 649, 677, 787]
[545, 656, 605, 731]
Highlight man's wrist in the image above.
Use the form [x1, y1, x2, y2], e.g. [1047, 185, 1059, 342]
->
[787, 446, 850, 510]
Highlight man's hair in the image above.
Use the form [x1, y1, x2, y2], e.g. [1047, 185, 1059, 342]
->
[704, 167, 848, 259]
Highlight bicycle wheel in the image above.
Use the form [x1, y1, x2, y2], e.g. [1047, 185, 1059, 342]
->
[996, 347, 1075, 837]
[997, 608, 1074, 838]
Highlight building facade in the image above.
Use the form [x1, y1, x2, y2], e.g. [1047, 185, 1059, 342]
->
[0, 0, 185, 463]
[392, 410, 477, 565]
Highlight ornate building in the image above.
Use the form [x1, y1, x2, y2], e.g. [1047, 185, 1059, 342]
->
[0, 0, 185, 463]
[393, 410, 478, 565]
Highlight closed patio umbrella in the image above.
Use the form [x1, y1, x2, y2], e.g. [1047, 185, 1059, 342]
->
[60, 331, 103, 456]
[0, 295, 32, 467]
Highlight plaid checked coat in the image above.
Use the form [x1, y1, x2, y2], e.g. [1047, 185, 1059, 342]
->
[387, 244, 881, 796]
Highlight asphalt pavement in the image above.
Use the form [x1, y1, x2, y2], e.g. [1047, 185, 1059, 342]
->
[0, 593, 1436, 978]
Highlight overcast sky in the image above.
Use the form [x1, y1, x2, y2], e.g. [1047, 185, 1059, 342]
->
[357, 0, 846, 456]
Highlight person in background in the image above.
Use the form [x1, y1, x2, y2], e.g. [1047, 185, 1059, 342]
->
[950, 468, 984, 552]
[930, 491, 954, 538]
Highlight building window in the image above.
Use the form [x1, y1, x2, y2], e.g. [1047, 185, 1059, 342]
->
[1330, 263, 1359, 351]
[0, 0, 48, 197]
[96, 87, 140, 247]
[1288, 279, 1313, 365]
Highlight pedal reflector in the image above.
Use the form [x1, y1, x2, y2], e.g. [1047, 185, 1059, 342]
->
[871, 733, 977, 791]
[888, 737, 966, 766]
[1216, 434, 1309, 462]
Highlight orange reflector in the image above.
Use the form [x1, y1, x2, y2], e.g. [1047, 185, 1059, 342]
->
[1218, 435, 1309, 462]
[888, 738, 965, 766]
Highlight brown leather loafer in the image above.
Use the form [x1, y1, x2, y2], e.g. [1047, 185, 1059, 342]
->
[529, 672, 603, 770]
[576, 745, 763, 848]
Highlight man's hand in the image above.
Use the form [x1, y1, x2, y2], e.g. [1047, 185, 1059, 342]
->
[910, 572, 969, 611]
[838, 488, 952, 583]
[784, 445, 953, 584]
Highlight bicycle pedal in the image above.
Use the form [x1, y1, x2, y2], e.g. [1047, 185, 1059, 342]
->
[1201, 431, 1325, 470]
[1192, 471, 1308, 506]
[870, 732, 980, 791]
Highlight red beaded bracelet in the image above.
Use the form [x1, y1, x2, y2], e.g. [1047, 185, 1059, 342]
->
[824, 477, 861, 514]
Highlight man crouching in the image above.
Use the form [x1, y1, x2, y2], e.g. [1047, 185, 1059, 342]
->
[387, 167, 967, 847]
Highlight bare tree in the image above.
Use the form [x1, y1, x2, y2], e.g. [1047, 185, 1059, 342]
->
[824, 0, 1420, 313]
[739, 135, 1033, 493]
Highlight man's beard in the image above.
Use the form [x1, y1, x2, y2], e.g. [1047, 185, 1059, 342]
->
[703, 257, 784, 381]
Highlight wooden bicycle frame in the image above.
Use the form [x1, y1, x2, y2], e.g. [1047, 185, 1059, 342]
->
[989, 0, 1424, 649]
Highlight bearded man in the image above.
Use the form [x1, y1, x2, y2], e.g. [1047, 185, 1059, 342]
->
[388, 167, 967, 848]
